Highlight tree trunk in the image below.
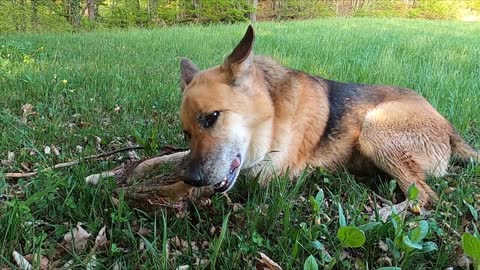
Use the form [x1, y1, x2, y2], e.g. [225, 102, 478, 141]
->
[86, 0, 98, 21]
[250, 0, 258, 23]
[31, 0, 39, 31]
[65, 0, 81, 28]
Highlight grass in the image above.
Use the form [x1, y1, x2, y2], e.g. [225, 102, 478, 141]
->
[0, 18, 479, 269]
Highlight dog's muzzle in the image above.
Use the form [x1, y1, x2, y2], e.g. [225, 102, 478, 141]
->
[213, 155, 241, 192]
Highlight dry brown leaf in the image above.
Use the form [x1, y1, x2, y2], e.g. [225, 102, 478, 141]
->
[95, 226, 107, 248]
[375, 256, 392, 267]
[376, 201, 408, 222]
[170, 236, 188, 252]
[12, 251, 32, 270]
[456, 254, 471, 268]
[76, 145, 84, 153]
[20, 162, 31, 172]
[7, 152, 15, 163]
[256, 252, 282, 270]
[63, 222, 92, 253]
[378, 240, 388, 252]
[21, 104, 35, 122]
[60, 259, 74, 270]
[138, 227, 151, 237]
[194, 258, 210, 267]
[127, 149, 140, 160]
[85, 255, 97, 270]
[24, 254, 48, 270]
[51, 144, 60, 156]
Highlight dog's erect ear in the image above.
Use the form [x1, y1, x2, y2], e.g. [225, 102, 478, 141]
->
[180, 58, 199, 92]
[222, 25, 255, 84]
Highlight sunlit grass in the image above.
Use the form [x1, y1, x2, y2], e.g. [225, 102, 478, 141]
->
[0, 18, 479, 269]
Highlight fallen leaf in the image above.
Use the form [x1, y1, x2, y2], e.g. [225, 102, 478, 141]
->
[20, 162, 31, 172]
[376, 201, 408, 222]
[127, 150, 140, 160]
[256, 252, 282, 270]
[95, 226, 107, 248]
[378, 240, 388, 252]
[51, 144, 60, 156]
[21, 104, 35, 122]
[194, 258, 210, 267]
[76, 145, 84, 153]
[63, 222, 92, 253]
[7, 152, 14, 163]
[456, 254, 471, 268]
[12, 251, 32, 270]
[375, 256, 392, 267]
[60, 259, 74, 270]
[170, 236, 188, 252]
[85, 255, 96, 270]
[24, 254, 48, 270]
[95, 136, 102, 151]
[138, 227, 151, 237]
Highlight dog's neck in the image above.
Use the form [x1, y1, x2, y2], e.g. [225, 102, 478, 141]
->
[248, 56, 330, 175]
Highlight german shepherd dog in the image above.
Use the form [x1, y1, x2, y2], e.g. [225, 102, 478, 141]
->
[179, 25, 479, 207]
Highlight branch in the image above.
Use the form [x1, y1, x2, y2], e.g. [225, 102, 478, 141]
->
[4, 146, 145, 179]
[85, 149, 215, 213]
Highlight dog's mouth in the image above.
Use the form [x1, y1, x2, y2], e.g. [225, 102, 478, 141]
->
[213, 155, 241, 193]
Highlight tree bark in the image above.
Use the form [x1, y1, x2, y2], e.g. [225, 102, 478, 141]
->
[86, 0, 98, 21]
[85, 148, 215, 213]
[31, 0, 39, 31]
[250, 0, 258, 23]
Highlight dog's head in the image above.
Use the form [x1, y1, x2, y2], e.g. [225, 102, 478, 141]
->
[178, 26, 273, 192]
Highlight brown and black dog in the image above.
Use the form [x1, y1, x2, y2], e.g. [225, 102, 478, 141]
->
[178, 25, 479, 207]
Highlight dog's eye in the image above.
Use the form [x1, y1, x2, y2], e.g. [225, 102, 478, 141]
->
[201, 111, 220, 129]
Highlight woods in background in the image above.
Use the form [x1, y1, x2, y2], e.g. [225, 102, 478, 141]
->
[1, 0, 479, 33]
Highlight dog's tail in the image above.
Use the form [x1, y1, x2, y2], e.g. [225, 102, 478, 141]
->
[450, 128, 479, 163]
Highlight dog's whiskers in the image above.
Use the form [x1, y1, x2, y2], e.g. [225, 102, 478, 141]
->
[244, 150, 280, 168]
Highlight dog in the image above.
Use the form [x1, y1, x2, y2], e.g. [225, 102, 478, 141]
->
[178, 25, 479, 207]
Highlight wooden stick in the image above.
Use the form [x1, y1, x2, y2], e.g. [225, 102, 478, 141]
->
[5, 146, 145, 179]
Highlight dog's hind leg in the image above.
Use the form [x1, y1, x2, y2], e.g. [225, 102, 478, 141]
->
[358, 101, 452, 207]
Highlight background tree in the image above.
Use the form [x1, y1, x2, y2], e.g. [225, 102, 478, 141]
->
[0, 0, 478, 33]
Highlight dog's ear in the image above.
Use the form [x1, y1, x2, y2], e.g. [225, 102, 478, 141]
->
[222, 25, 255, 84]
[180, 58, 199, 92]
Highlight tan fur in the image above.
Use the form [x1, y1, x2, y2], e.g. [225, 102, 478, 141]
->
[179, 26, 479, 206]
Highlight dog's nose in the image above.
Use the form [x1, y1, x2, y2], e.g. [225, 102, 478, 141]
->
[183, 160, 206, 187]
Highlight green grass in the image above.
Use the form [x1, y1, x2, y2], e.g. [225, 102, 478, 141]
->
[1, 18, 479, 269]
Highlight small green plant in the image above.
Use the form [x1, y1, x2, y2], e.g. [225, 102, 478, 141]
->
[462, 231, 480, 270]
[304, 254, 319, 270]
[304, 191, 373, 269]
[133, 128, 159, 155]
[385, 184, 438, 267]
[336, 202, 366, 248]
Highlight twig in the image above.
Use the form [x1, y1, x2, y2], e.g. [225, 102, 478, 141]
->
[441, 219, 462, 239]
[4, 146, 144, 179]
